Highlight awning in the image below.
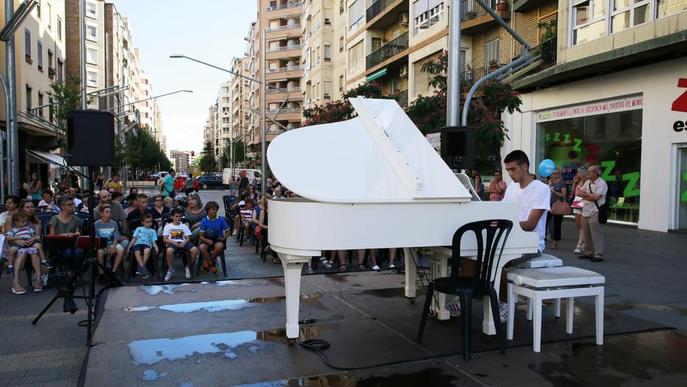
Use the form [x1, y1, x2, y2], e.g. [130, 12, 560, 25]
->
[366, 68, 387, 82]
[26, 149, 67, 168]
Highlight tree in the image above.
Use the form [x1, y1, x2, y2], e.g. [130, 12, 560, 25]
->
[48, 78, 82, 128]
[219, 139, 246, 168]
[405, 51, 522, 171]
[302, 82, 385, 126]
[198, 141, 217, 173]
[119, 127, 171, 176]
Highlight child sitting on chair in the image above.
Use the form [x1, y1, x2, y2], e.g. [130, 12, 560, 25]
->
[94, 204, 125, 283]
[127, 213, 158, 279]
[5, 213, 42, 294]
[199, 201, 229, 274]
[162, 208, 198, 282]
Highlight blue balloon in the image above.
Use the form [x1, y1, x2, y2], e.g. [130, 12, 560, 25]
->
[538, 159, 556, 177]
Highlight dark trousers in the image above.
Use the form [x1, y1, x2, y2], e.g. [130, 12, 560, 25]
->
[60, 248, 85, 272]
[546, 213, 563, 241]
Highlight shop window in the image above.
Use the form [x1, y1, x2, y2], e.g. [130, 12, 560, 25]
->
[536, 108, 642, 223]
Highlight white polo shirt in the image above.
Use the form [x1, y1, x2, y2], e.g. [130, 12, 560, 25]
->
[503, 179, 551, 252]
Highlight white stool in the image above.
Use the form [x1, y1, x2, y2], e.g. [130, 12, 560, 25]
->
[506, 266, 605, 352]
[510, 254, 565, 320]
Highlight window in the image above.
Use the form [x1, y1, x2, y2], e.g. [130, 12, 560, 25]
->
[371, 37, 382, 52]
[49, 97, 54, 122]
[338, 74, 344, 91]
[414, 0, 445, 34]
[86, 24, 97, 41]
[24, 29, 31, 62]
[37, 41, 43, 70]
[611, 0, 650, 32]
[86, 1, 97, 18]
[46, 3, 52, 29]
[38, 92, 44, 118]
[86, 47, 97, 64]
[324, 44, 331, 61]
[348, 0, 364, 31]
[48, 50, 53, 72]
[25, 85, 32, 113]
[57, 59, 63, 82]
[340, 0, 344, 14]
[36, 1, 41, 18]
[316, 45, 320, 64]
[484, 38, 500, 68]
[348, 41, 364, 74]
[57, 17, 62, 40]
[339, 36, 344, 52]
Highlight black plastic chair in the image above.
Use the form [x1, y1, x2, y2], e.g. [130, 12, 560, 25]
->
[417, 219, 513, 361]
[222, 195, 237, 219]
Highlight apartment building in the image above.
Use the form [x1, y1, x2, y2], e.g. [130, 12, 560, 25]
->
[262, 0, 305, 142]
[244, 21, 261, 161]
[66, 0, 162, 140]
[169, 149, 191, 174]
[504, 0, 687, 232]
[302, 0, 336, 108]
[0, 0, 66, 184]
[230, 57, 250, 165]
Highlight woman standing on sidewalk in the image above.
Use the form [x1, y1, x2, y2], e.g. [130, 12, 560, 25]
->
[571, 167, 587, 254]
[547, 169, 567, 249]
[487, 170, 507, 201]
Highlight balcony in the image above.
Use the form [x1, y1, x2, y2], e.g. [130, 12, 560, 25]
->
[366, 0, 408, 30]
[460, 0, 510, 34]
[266, 107, 303, 121]
[266, 23, 301, 32]
[265, 1, 302, 18]
[266, 44, 302, 60]
[265, 87, 302, 102]
[265, 23, 302, 39]
[266, 65, 303, 81]
[366, 32, 408, 69]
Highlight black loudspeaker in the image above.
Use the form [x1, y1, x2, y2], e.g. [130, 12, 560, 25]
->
[67, 110, 115, 166]
[440, 126, 476, 171]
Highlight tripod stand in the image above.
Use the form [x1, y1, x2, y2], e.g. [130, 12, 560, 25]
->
[31, 168, 121, 345]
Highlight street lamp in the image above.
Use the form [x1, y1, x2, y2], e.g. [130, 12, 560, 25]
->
[170, 53, 286, 194]
[113, 89, 193, 111]
[0, 0, 38, 200]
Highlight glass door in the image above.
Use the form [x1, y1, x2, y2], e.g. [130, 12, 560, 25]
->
[678, 147, 687, 231]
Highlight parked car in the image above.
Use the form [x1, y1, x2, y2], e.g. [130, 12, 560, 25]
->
[196, 174, 225, 190]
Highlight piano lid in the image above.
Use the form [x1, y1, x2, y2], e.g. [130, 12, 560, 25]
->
[267, 97, 471, 203]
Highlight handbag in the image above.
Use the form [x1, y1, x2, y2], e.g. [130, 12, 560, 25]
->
[571, 195, 583, 209]
[255, 225, 263, 238]
[551, 200, 572, 216]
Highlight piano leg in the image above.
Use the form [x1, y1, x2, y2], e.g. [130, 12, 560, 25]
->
[403, 248, 417, 299]
[427, 252, 450, 320]
[278, 253, 311, 339]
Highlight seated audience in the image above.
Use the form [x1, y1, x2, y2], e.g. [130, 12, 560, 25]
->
[162, 208, 198, 282]
[198, 201, 230, 274]
[94, 205, 125, 282]
[127, 213, 158, 279]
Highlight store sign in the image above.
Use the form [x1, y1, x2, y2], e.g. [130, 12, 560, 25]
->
[537, 95, 643, 122]
[672, 78, 687, 132]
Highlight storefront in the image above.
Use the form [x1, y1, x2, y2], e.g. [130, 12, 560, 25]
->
[503, 58, 686, 232]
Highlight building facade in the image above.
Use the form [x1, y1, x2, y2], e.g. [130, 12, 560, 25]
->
[504, 0, 687, 232]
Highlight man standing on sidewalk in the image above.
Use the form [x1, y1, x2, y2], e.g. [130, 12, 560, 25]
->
[577, 165, 607, 262]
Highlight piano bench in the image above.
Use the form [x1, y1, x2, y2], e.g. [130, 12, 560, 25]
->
[506, 266, 605, 352]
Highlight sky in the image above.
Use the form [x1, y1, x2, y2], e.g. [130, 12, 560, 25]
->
[114, 0, 257, 153]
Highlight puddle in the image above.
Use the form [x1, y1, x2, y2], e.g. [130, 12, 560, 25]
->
[140, 284, 190, 296]
[129, 331, 258, 365]
[529, 330, 687, 386]
[141, 369, 168, 382]
[235, 367, 459, 386]
[124, 293, 321, 313]
[356, 288, 406, 299]
[606, 302, 687, 316]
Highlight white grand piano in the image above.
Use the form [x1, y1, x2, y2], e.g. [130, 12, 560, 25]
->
[267, 98, 538, 339]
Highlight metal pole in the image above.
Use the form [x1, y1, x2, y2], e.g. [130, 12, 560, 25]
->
[229, 81, 233, 175]
[5, 0, 17, 195]
[0, 72, 8, 202]
[260, 29, 267, 193]
[79, 0, 90, 191]
[447, 0, 461, 127]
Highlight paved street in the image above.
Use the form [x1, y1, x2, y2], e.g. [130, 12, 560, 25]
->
[0, 189, 686, 386]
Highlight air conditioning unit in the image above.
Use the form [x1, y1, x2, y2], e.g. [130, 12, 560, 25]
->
[399, 64, 408, 77]
[399, 12, 409, 26]
[325, 18, 331, 25]
[324, 93, 331, 99]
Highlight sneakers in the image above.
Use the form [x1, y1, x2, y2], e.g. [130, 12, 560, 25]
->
[40, 259, 53, 269]
[573, 246, 582, 254]
[446, 302, 461, 317]
[388, 263, 396, 269]
[214, 257, 222, 272]
[164, 269, 174, 282]
[499, 302, 508, 323]
[371, 264, 380, 271]
[319, 257, 332, 270]
[11, 287, 26, 295]
[6, 265, 13, 275]
[136, 267, 150, 279]
[184, 266, 192, 279]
